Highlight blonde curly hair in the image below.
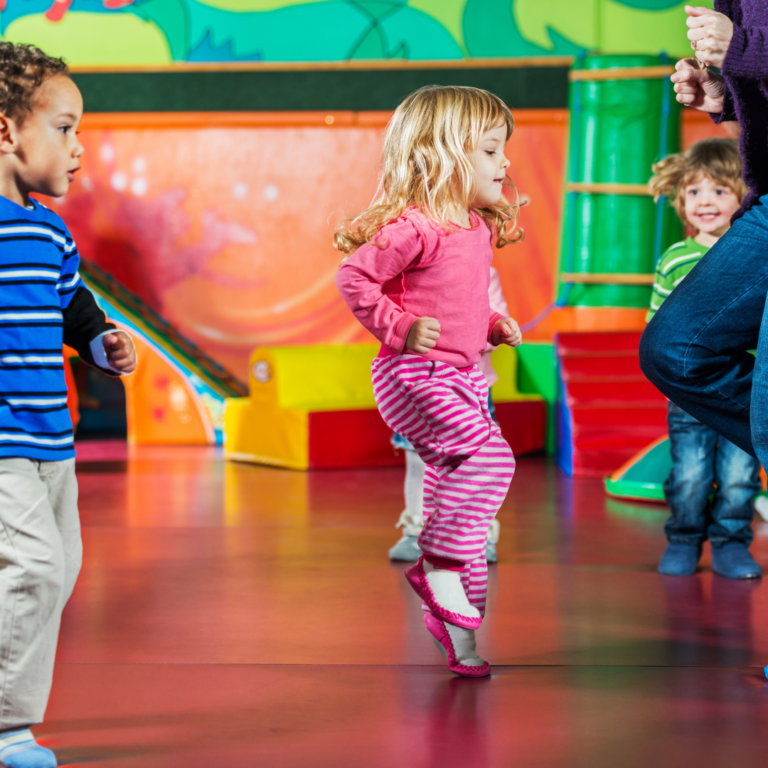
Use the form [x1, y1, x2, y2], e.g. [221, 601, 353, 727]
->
[648, 138, 747, 228]
[334, 85, 523, 255]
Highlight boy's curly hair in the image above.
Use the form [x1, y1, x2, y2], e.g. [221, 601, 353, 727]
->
[648, 138, 747, 227]
[0, 43, 69, 125]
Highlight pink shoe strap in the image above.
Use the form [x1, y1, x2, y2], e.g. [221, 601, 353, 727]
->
[424, 554, 464, 571]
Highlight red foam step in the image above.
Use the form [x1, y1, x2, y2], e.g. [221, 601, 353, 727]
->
[307, 400, 547, 469]
[560, 357, 646, 380]
[565, 380, 666, 404]
[557, 331, 642, 356]
[567, 405, 668, 428]
[556, 331, 668, 477]
[309, 409, 404, 469]
[495, 400, 547, 457]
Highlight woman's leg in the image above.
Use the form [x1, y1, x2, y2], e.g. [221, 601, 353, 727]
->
[749, 296, 768, 469]
[640, 198, 768, 459]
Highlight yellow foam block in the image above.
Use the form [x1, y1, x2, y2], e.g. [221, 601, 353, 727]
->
[248, 344, 379, 411]
[224, 397, 309, 469]
[225, 343, 542, 469]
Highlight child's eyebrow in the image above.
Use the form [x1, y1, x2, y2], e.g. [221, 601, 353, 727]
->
[56, 112, 78, 121]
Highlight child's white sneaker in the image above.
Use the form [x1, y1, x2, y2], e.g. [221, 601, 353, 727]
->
[389, 511, 423, 561]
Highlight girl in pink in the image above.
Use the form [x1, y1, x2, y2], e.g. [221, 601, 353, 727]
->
[335, 85, 523, 677]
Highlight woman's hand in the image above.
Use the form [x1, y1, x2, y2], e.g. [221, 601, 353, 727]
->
[491, 317, 522, 347]
[686, 5, 734, 70]
[671, 57, 725, 113]
[405, 317, 441, 354]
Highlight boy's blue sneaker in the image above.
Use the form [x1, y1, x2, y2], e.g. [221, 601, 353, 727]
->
[0, 729, 56, 768]
[658, 542, 702, 576]
[711, 542, 762, 580]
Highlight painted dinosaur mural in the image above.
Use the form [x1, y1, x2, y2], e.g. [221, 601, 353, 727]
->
[0, 0, 712, 66]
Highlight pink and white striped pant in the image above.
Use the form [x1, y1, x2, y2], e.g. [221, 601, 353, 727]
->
[372, 355, 516, 615]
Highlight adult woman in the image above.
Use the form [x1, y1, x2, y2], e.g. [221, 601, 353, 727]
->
[639, 2, 768, 576]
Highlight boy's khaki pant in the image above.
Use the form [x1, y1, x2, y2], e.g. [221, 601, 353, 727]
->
[0, 458, 81, 730]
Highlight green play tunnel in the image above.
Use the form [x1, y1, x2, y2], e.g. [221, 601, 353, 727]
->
[559, 54, 682, 308]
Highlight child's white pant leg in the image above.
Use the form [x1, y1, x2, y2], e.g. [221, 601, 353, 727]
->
[404, 450, 426, 517]
[0, 458, 80, 729]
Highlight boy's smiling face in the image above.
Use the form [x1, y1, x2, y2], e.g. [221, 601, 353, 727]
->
[684, 174, 740, 238]
[1, 74, 84, 204]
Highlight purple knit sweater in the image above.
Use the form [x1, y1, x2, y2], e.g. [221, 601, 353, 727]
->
[714, 0, 768, 218]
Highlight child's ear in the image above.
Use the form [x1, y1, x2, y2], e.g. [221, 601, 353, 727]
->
[0, 113, 18, 155]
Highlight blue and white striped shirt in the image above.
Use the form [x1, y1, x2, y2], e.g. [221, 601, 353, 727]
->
[0, 196, 83, 460]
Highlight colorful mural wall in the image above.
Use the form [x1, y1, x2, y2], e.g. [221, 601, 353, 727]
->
[49, 111, 565, 380]
[1, 0, 713, 67]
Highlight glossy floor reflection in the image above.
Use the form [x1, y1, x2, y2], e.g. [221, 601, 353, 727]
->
[41, 443, 768, 766]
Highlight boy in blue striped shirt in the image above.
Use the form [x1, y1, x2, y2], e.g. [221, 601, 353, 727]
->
[0, 44, 136, 768]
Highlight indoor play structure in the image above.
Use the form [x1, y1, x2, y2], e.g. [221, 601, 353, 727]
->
[224, 344, 546, 470]
[604, 435, 671, 503]
[58, 51, 729, 477]
[78, 260, 246, 445]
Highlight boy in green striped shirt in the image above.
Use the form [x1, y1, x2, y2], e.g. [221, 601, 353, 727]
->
[647, 238, 707, 323]
[648, 138, 763, 579]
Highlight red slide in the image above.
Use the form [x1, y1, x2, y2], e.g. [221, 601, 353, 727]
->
[556, 332, 668, 477]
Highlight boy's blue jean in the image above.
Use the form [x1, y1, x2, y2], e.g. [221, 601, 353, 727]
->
[640, 193, 768, 473]
[664, 402, 761, 547]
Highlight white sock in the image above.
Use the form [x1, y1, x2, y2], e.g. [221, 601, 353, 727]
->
[444, 623, 486, 667]
[423, 560, 480, 619]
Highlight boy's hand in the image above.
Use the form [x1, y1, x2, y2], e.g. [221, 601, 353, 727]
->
[104, 331, 137, 374]
[492, 317, 522, 347]
[406, 317, 441, 354]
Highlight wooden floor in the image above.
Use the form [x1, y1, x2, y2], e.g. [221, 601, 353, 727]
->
[40, 443, 768, 767]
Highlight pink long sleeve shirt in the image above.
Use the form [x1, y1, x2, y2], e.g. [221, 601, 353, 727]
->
[335, 208, 505, 370]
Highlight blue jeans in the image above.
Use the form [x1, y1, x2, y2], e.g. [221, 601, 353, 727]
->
[664, 402, 761, 547]
[640, 193, 768, 471]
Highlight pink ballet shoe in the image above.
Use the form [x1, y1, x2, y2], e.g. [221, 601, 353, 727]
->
[424, 612, 490, 678]
[404, 556, 481, 630]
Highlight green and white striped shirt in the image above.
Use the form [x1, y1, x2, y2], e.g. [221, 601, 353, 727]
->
[647, 237, 709, 322]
